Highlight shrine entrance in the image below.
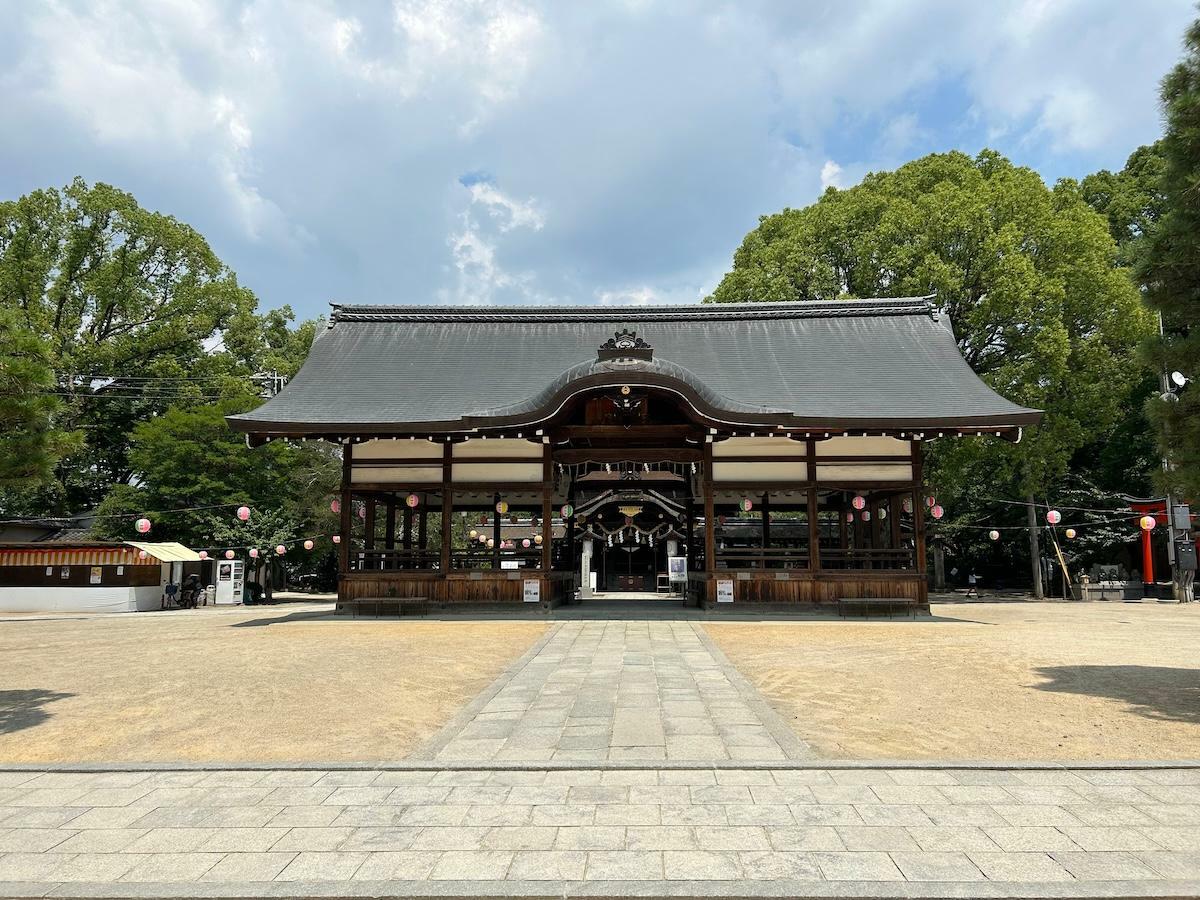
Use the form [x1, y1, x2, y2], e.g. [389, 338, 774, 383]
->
[572, 488, 689, 598]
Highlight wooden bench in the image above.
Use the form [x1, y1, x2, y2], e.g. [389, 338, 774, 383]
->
[339, 597, 429, 618]
[838, 597, 919, 619]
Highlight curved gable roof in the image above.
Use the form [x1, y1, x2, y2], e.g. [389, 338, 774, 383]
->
[228, 297, 1041, 437]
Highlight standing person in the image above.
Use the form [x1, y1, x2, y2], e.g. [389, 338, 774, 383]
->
[162, 580, 178, 610]
[966, 571, 979, 598]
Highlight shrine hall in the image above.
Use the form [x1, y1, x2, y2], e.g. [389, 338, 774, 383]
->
[227, 297, 1041, 611]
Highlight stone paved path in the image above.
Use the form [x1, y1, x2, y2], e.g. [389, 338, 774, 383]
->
[2, 766, 1200, 896]
[417, 621, 811, 763]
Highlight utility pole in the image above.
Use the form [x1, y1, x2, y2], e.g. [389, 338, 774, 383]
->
[1027, 495, 1044, 600]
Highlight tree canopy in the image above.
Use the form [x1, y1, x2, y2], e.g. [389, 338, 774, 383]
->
[1139, 20, 1200, 501]
[709, 150, 1155, 497]
[0, 178, 256, 510]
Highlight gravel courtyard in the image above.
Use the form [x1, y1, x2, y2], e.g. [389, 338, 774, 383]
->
[706, 601, 1200, 760]
[0, 605, 546, 764]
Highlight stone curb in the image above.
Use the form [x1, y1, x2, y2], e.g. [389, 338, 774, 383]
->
[407, 621, 565, 761]
[2, 759, 1199, 772]
[6, 878, 1200, 900]
[688, 622, 814, 761]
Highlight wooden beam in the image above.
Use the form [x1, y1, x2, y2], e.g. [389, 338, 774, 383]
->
[912, 441, 928, 579]
[339, 443, 352, 584]
[807, 440, 820, 572]
[552, 447, 703, 463]
[542, 449, 553, 572]
[703, 442, 716, 577]
[441, 444, 452, 573]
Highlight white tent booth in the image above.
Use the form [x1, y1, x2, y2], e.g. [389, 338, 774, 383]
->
[0, 541, 202, 613]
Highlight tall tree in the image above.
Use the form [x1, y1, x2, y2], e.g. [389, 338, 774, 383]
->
[709, 150, 1156, 587]
[1140, 20, 1200, 501]
[1080, 142, 1167, 268]
[0, 308, 80, 489]
[0, 178, 256, 510]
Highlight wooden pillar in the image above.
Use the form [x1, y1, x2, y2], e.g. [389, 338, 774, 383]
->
[492, 493, 501, 569]
[440, 443, 452, 572]
[339, 443, 352, 583]
[565, 485, 576, 579]
[807, 440, 820, 572]
[541, 448, 552, 572]
[912, 441, 928, 580]
[702, 441, 716, 576]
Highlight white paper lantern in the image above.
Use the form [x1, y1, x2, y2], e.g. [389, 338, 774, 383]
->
[225, 549, 235, 559]
[303, 539, 314, 550]
[332, 535, 341, 544]
[135, 517, 151, 534]
[522, 538, 531, 548]
[989, 529, 1000, 541]
[275, 544, 286, 555]
[249, 548, 259, 558]
[198, 551, 208, 560]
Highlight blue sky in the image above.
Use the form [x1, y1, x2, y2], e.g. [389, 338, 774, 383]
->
[0, 0, 1191, 319]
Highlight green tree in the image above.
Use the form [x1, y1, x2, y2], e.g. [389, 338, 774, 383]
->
[0, 308, 81, 488]
[710, 150, 1156, 589]
[0, 178, 257, 510]
[1140, 20, 1200, 501]
[1079, 142, 1167, 268]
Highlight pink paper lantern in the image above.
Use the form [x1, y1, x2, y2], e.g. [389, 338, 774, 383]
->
[236, 506, 250, 521]
[249, 548, 259, 558]
[851, 495, 867, 510]
[406, 493, 420, 508]
[989, 529, 1000, 541]
[135, 517, 151, 534]
[137, 549, 148, 559]
[1140, 515, 1156, 531]
[926, 496, 936, 508]
[861, 510, 871, 522]
[902, 497, 913, 514]
[930, 504, 945, 520]
[486, 538, 495, 549]
[560, 504, 574, 518]
[845, 511, 854, 523]
[198, 551, 208, 560]
[522, 538, 531, 548]
[303, 539, 314, 550]
[330, 499, 340, 513]
[358, 506, 366, 519]
[1046, 509, 1062, 525]
[740, 498, 753, 512]
[275, 544, 286, 555]
[225, 549, 235, 559]
[332, 535, 341, 544]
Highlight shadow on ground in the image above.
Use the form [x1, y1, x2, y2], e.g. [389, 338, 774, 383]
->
[1033, 665, 1200, 723]
[0, 689, 74, 735]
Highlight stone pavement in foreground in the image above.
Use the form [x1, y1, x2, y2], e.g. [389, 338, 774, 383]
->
[2, 765, 1200, 896]
[415, 620, 812, 763]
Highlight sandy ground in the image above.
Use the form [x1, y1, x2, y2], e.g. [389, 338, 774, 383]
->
[705, 601, 1200, 761]
[0, 604, 545, 763]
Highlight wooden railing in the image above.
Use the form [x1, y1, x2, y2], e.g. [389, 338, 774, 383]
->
[820, 548, 915, 570]
[714, 547, 809, 570]
[350, 549, 440, 571]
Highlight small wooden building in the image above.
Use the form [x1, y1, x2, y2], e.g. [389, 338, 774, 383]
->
[0, 541, 201, 613]
[227, 298, 1040, 611]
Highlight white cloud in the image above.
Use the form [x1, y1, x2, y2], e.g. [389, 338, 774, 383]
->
[819, 161, 843, 190]
[0, 0, 1190, 314]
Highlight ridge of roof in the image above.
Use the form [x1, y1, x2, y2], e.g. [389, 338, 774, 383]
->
[328, 296, 937, 324]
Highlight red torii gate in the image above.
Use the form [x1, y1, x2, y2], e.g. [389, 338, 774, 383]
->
[1128, 499, 1165, 586]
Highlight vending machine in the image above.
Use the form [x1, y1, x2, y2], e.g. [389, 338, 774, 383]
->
[213, 560, 245, 605]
